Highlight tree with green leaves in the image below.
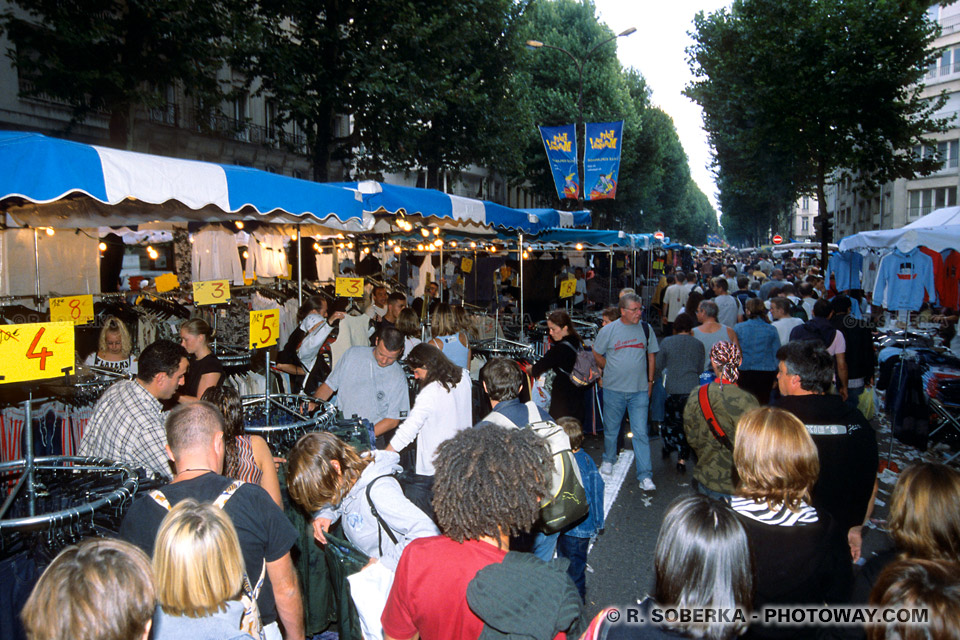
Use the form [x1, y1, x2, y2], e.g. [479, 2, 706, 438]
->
[2, 0, 244, 148]
[687, 0, 951, 261]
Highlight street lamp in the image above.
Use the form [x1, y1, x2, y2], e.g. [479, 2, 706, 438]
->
[526, 27, 636, 202]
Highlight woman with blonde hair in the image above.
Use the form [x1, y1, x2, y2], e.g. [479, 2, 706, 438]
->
[22, 538, 155, 640]
[731, 406, 852, 635]
[852, 463, 960, 604]
[151, 499, 257, 640]
[84, 315, 137, 374]
[178, 317, 224, 403]
[429, 302, 470, 369]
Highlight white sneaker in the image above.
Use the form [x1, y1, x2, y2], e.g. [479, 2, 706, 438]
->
[599, 462, 613, 476]
[640, 477, 656, 491]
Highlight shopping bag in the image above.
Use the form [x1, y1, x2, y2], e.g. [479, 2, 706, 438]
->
[858, 386, 876, 421]
[346, 560, 395, 640]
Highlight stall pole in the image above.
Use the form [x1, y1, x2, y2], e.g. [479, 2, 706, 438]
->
[33, 228, 41, 299]
[519, 232, 525, 339]
[296, 225, 303, 307]
[24, 391, 35, 516]
[439, 242, 444, 304]
[633, 249, 638, 290]
[264, 350, 272, 426]
[608, 250, 613, 304]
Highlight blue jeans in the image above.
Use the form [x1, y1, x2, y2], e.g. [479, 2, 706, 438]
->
[532, 530, 559, 562]
[557, 534, 590, 599]
[846, 386, 864, 409]
[602, 388, 652, 481]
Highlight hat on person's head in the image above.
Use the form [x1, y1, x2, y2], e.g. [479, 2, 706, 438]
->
[710, 341, 742, 383]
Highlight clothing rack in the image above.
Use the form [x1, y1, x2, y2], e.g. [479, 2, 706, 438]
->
[240, 393, 372, 454]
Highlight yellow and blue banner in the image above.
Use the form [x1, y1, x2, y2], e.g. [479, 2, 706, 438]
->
[584, 121, 624, 200]
[539, 124, 579, 200]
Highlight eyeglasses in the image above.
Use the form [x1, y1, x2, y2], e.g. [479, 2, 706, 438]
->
[623, 306, 642, 312]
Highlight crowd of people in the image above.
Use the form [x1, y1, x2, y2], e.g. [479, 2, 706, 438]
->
[23, 255, 960, 640]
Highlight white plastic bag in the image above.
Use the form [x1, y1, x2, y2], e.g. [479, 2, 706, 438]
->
[346, 560, 395, 640]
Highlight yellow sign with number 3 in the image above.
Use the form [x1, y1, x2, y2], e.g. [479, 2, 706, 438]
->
[0, 322, 75, 384]
[335, 277, 364, 298]
[249, 309, 279, 349]
[193, 280, 231, 305]
[49, 295, 94, 325]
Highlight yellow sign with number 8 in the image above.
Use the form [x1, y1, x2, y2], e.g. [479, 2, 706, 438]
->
[249, 309, 279, 349]
[559, 279, 577, 299]
[50, 295, 94, 325]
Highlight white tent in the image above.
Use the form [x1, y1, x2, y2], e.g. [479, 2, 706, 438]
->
[839, 206, 960, 252]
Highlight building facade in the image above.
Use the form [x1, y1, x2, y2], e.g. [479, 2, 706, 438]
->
[828, 3, 960, 239]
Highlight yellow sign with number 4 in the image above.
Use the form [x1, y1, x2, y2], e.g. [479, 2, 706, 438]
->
[0, 322, 75, 384]
[249, 309, 279, 349]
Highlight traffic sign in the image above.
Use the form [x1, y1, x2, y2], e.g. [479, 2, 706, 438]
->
[654, 230, 665, 240]
[772, 235, 783, 245]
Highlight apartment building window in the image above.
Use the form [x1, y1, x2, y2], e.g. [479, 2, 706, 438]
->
[801, 217, 809, 232]
[938, 140, 960, 169]
[908, 187, 957, 217]
[802, 196, 809, 209]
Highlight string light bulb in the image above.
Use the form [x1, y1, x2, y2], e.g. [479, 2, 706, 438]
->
[363, 247, 370, 254]
[394, 246, 401, 254]
[417, 243, 424, 251]
[420, 228, 430, 238]
[98, 242, 107, 251]
[575, 243, 583, 251]
[243, 250, 249, 259]
[290, 233, 297, 241]
[45, 227, 55, 236]
[432, 227, 440, 236]
[523, 251, 529, 259]
[387, 239, 394, 247]
[449, 241, 457, 248]
[347, 242, 354, 249]
[313, 242, 320, 251]
[235, 221, 244, 230]
[470, 242, 477, 249]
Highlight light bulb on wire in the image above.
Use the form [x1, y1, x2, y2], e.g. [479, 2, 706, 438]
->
[420, 228, 430, 238]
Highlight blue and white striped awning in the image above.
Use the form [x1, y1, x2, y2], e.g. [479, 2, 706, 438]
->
[0, 131, 369, 230]
[347, 180, 544, 233]
[519, 208, 592, 230]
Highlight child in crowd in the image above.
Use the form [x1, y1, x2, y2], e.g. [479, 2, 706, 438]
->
[601, 306, 619, 327]
[556, 417, 604, 600]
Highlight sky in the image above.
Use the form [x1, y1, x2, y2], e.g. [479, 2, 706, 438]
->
[592, 1, 732, 216]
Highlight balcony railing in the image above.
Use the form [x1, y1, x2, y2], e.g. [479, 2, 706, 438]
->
[145, 103, 307, 153]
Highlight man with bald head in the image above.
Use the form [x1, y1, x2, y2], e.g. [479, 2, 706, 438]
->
[120, 402, 304, 640]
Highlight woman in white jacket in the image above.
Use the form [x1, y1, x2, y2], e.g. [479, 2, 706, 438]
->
[385, 343, 473, 519]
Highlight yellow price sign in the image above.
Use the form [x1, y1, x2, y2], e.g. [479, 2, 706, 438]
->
[559, 279, 577, 299]
[249, 309, 280, 349]
[335, 277, 364, 298]
[0, 322, 75, 384]
[49, 295, 94, 325]
[193, 280, 231, 305]
[461, 257, 474, 273]
[155, 273, 179, 293]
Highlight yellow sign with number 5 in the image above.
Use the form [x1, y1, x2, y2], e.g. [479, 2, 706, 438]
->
[0, 322, 75, 384]
[249, 309, 279, 349]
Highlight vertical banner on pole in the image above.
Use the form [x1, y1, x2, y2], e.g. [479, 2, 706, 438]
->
[538, 124, 579, 200]
[584, 121, 624, 200]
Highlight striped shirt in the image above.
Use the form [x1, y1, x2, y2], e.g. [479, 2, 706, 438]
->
[730, 496, 819, 527]
[233, 435, 263, 485]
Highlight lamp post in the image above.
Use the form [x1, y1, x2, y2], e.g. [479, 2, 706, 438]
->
[526, 27, 636, 205]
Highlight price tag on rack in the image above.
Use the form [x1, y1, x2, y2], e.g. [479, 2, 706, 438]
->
[249, 309, 280, 349]
[193, 279, 231, 305]
[559, 278, 577, 299]
[155, 273, 179, 293]
[460, 257, 474, 273]
[49, 295, 94, 325]
[0, 321, 75, 384]
[335, 277, 364, 298]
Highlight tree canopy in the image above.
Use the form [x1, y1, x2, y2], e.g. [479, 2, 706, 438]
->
[687, 0, 951, 255]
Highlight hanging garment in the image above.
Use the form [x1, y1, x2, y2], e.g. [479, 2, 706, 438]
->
[918, 246, 945, 305]
[825, 251, 863, 292]
[861, 252, 881, 294]
[316, 252, 335, 282]
[247, 232, 290, 279]
[942, 250, 960, 311]
[330, 315, 372, 369]
[873, 248, 937, 311]
[192, 227, 244, 285]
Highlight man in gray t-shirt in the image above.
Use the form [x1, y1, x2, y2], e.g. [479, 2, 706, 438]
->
[314, 327, 410, 438]
[592, 293, 660, 490]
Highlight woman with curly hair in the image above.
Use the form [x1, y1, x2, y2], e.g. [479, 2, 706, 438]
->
[381, 425, 584, 640]
[84, 315, 137, 374]
[731, 406, 852, 636]
[201, 386, 282, 507]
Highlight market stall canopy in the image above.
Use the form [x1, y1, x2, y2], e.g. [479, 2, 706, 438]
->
[345, 180, 541, 233]
[528, 228, 640, 249]
[0, 131, 370, 230]
[773, 241, 839, 256]
[839, 206, 960, 253]
[518, 208, 592, 230]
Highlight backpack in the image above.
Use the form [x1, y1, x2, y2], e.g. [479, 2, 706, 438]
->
[560, 341, 602, 387]
[150, 481, 266, 640]
[483, 402, 589, 534]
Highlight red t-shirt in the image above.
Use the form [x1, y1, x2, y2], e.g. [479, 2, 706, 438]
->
[943, 250, 960, 311]
[381, 536, 507, 640]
